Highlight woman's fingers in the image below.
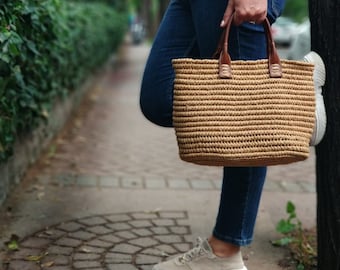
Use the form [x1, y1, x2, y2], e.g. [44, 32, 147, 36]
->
[221, 0, 268, 27]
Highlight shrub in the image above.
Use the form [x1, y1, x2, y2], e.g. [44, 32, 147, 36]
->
[0, 0, 127, 161]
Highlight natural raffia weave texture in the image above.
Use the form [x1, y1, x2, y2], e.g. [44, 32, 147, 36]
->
[172, 58, 315, 166]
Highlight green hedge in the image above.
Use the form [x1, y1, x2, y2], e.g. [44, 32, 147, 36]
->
[72, 0, 128, 12]
[0, 0, 127, 161]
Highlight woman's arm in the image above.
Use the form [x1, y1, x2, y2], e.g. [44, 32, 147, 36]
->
[221, 0, 268, 26]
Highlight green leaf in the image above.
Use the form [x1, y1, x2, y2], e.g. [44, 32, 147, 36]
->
[272, 237, 294, 246]
[25, 252, 48, 262]
[8, 43, 19, 56]
[5, 234, 20, 251]
[297, 263, 305, 270]
[276, 219, 296, 234]
[7, 240, 19, 251]
[26, 40, 40, 55]
[0, 32, 11, 43]
[286, 201, 296, 214]
[0, 53, 10, 63]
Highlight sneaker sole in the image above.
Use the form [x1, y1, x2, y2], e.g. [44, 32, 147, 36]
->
[304, 51, 326, 146]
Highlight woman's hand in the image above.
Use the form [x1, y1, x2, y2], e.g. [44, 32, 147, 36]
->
[221, 0, 268, 26]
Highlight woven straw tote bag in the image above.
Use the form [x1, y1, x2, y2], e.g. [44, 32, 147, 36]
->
[172, 16, 315, 167]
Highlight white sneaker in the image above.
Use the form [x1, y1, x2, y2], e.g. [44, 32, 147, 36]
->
[303, 51, 327, 146]
[152, 237, 247, 270]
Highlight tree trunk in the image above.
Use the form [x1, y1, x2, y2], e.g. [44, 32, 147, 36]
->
[309, 0, 340, 269]
[141, 0, 153, 38]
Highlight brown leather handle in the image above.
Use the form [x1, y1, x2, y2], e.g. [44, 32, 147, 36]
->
[214, 15, 282, 79]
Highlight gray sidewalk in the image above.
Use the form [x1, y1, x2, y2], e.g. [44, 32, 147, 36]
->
[0, 42, 316, 270]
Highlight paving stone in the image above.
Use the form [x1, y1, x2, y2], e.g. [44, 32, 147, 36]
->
[176, 219, 191, 226]
[169, 226, 189, 235]
[184, 236, 194, 244]
[114, 231, 136, 239]
[174, 243, 192, 252]
[159, 212, 187, 219]
[211, 179, 222, 189]
[111, 243, 141, 254]
[99, 176, 120, 187]
[98, 235, 122, 244]
[79, 216, 107, 226]
[154, 235, 182, 244]
[86, 225, 113, 235]
[42, 254, 69, 265]
[8, 261, 40, 270]
[47, 246, 73, 255]
[105, 253, 132, 263]
[69, 231, 96, 241]
[140, 265, 154, 270]
[73, 253, 101, 260]
[8, 248, 42, 259]
[167, 179, 190, 189]
[77, 246, 106, 254]
[299, 181, 316, 193]
[263, 181, 282, 192]
[279, 181, 303, 193]
[48, 267, 72, 270]
[144, 179, 167, 189]
[105, 214, 131, 222]
[121, 177, 143, 189]
[37, 229, 66, 240]
[132, 228, 153, 237]
[141, 248, 166, 256]
[128, 220, 153, 228]
[20, 237, 51, 248]
[107, 264, 138, 270]
[80, 268, 104, 270]
[86, 239, 113, 248]
[128, 237, 159, 247]
[152, 219, 175, 226]
[154, 244, 178, 255]
[73, 260, 101, 269]
[58, 222, 84, 232]
[131, 212, 159, 220]
[135, 254, 161, 264]
[106, 222, 132, 231]
[150, 227, 170, 235]
[189, 180, 214, 189]
[56, 237, 82, 247]
[76, 175, 99, 187]
[54, 174, 76, 186]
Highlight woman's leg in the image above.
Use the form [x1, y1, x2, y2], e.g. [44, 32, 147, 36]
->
[141, 0, 286, 257]
[140, 0, 197, 127]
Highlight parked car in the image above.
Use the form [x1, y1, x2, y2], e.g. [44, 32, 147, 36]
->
[286, 19, 311, 60]
[272, 16, 298, 47]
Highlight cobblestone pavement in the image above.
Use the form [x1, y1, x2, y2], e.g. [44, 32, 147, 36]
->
[3, 211, 192, 270]
[0, 41, 316, 270]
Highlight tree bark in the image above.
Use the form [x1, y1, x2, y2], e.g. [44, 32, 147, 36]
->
[309, 0, 340, 269]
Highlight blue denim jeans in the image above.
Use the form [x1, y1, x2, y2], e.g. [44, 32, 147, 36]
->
[140, 0, 285, 246]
